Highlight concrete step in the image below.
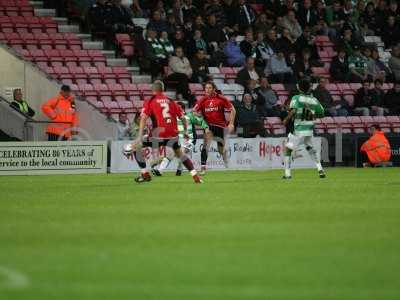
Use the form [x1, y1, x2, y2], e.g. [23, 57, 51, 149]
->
[83, 41, 104, 50]
[102, 50, 116, 59]
[107, 58, 128, 67]
[76, 34, 92, 42]
[30, 1, 44, 8]
[34, 8, 56, 17]
[58, 25, 80, 33]
[132, 75, 152, 84]
[53, 17, 68, 26]
[126, 66, 140, 75]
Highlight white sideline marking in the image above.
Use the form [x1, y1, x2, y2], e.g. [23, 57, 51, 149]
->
[0, 266, 30, 289]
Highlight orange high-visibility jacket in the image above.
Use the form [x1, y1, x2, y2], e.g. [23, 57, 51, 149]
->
[361, 130, 391, 164]
[41, 94, 78, 138]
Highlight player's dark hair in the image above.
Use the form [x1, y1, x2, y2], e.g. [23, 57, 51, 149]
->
[204, 81, 222, 94]
[177, 101, 186, 110]
[298, 78, 311, 94]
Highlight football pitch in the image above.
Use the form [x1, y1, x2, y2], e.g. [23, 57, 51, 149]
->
[1, 168, 400, 300]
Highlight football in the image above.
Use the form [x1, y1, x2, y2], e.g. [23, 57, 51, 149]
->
[122, 143, 133, 157]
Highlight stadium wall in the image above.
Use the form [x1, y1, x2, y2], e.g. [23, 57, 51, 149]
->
[0, 45, 119, 141]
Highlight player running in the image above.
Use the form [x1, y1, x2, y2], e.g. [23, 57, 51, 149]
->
[152, 102, 210, 176]
[130, 80, 202, 184]
[193, 82, 236, 175]
[283, 78, 326, 179]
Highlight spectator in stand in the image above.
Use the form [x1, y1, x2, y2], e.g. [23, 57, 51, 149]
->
[382, 15, 400, 49]
[143, 27, 168, 79]
[87, 0, 109, 34]
[277, 28, 296, 57]
[10, 88, 35, 118]
[256, 77, 280, 117]
[191, 49, 210, 83]
[233, 0, 256, 32]
[387, 0, 399, 17]
[296, 0, 319, 30]
[224, 32, 246, 67]
[166, 13, 180, 35]
[364, 47, 386, 82]
[107, 0, 135, 34]
[286, 51, 298, 72]
[169, 0, 184, 26]
[326, 0, 345, 35]
[159, 31, 175, 57]
[362, 2, 377, 35]
[172, 30, 188, 51]
[371, 79, 387, 116]
[293, 49, 317, 80]
[188, 29, 209, 58]
[116, 113, 131, 140]
[254, 13, 273, 34]
[295, 26, 320, 62]
[339, 28, 358, 56]
[204, 0, 227, 27]
[235, 57, 264, 87]
[205, 14, 226, 47]
[265, 29, 279, 53]
[154, 1, 167, 20]
[371, 49, 393, 82]
[389, 46, 400, 81]
[268, 49, 294, 83]
[330, 48, 350, 82]
[353, 80, 385, 116]
[313, 78, 349, 116]
[42, 85, 78, 141]
[244, 79, 264, 105]
[147, 10, 169, 34]
[193, 15, 206, 33]
[256, 31, 275, 68]
[237, 93, 263, 138]
[384, 81, 400, 115]
[168, 46, 193, 102]
[348, 45, 370, 83]
[240, 29, 257, 59]
[282, 10, 303, 41]
[182, 0, 199, 23]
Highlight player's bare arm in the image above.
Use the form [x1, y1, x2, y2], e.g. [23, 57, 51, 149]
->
[283, 109, 295, 126]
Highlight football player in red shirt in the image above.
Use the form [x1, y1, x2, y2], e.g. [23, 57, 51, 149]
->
[131, 80, 202, 183]
[193, 82, 236, 174]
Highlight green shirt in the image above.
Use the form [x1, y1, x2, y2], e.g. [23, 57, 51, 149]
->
[177, 112, 208, 143]
[290, 94, 324, 136]
[348, 54, 368, 75]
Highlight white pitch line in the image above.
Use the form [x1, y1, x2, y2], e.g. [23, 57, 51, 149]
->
[0, 266, 30, 289]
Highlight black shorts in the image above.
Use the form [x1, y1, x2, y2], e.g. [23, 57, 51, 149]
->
[142, 137, 181, 151]
[208, 125, 225, 147]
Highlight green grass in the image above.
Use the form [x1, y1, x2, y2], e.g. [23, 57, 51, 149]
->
[0, 168, 400, 300]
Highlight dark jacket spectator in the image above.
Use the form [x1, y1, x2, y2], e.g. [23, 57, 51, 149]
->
[204, 2, 227, 27]
[107, 0, 134, 33]
[296, 0, 319, 29]
[256, 77, 280, 117]
[190, 49, 210, 83]
[295, 28, 320, 61]
[147, 10, 169, 33]
[383, 82, 400, 115]
[87, 0, 109, 33]
[312, 78, 349, 117]
[353, 81, 384, 116]
[9, 89, 35, 117]
[240, 30, 257, 58]
[381, 16, 400, 49]
[330, 49, 349, 82]
[233, 0, 256, 31]
[237, 93, 263, 137]
[235, 57, 264, 87]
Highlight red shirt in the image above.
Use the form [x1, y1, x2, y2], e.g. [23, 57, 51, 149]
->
[142, 93, 183, 139]
[193, 94, 233, 128]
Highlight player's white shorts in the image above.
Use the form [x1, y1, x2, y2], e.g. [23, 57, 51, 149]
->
[286, 133, 314, 150]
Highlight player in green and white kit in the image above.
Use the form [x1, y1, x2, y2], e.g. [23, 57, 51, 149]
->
[152, 102, 209, 176]
[283, 78, 326, 179]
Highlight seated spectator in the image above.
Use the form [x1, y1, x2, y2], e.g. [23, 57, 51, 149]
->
[371, 79, 387, 116]
[159, 31, 175, 57]
[190, 49, 210, 83]
[295, 26, 320, 62]
[296, 0, 319, 30]
[330, 48, 349, 82]
[116, 113, 131, 140]
[389, 46, 400, 81]
[382, 15, 400, 49]
[240, 29, 257, 59]
[325, 0, 345, 34]
[313, 78, 349, 117]
[233, 0, 256, 32]
[182, 0, 199, 23]
[256, 77, 280, 117]
[360, 124, 391, 167]
[9, 88, 35, 117]
[245, 79, 264, 105]
[204, 0, 227, 27]
[277, 28, 296, 57]
[282, 10, 303, 41]
[143, 27, 168, 79]
[256, 31, 274, 68]
[383, 81, 400, 115]
[147, 10, 169, 34]
[286, 51, 298, 72]
[293, 49, 317, 80]
[268, 49, 294, 83]
[371, 49, 393, 82]
[237, 93, 263, 138]
[172, 30, 188, 52]
[254, 13, 273, 34]
[338, 28, 358, 56]
[364, 47, 385, 82]
[224, 32, 246, 67]
[107, 0, 135, 34]
[348, 45, 370, 83]
[353, 80, 384, 116]
[362, 2, 378, 35]
[166, 13, 180, 35]
[87, 0, 109, 34]
[193, 15, 207, 33]
[235, 57, 264, 87]
[188, 29, 209, 58]
[168, 46, 193, 103]
[205, 15, 226, 47]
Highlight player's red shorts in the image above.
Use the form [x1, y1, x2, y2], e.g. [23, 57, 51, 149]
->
[141, 137, 181, 151]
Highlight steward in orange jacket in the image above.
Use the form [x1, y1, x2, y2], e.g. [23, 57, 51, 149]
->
[41, 85, 78, 141]
[360, 124, 391, 166]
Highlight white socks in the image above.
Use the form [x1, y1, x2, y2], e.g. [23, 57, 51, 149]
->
[284, 156, 291, 177]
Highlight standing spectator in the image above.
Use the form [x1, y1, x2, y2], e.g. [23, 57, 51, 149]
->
[282, 10, 303, 41]
[362, 2, 377, 34]
[348, 45, 370, 82]
[240, 29, 257, 59]
[256, 77, 280, 117]
[381, 15, 400, 49]
[389, 46, 400, 81]
[383, 81, 400, 115]
[296, 0, 319, 30]
[168, 46, 193, 102]
[224, 32, 246, 67]
[313, 78, 349, 116]
[41, 85, 78, 141]
[236, 94, 263, 138]
[268, 49, 294, 83]
[190, 49, 210, 83]
[330, 48, 350, 82]
[9, 88, 35, 117]
[235, 57, 264, 87]
[233, 0, 256, 32]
